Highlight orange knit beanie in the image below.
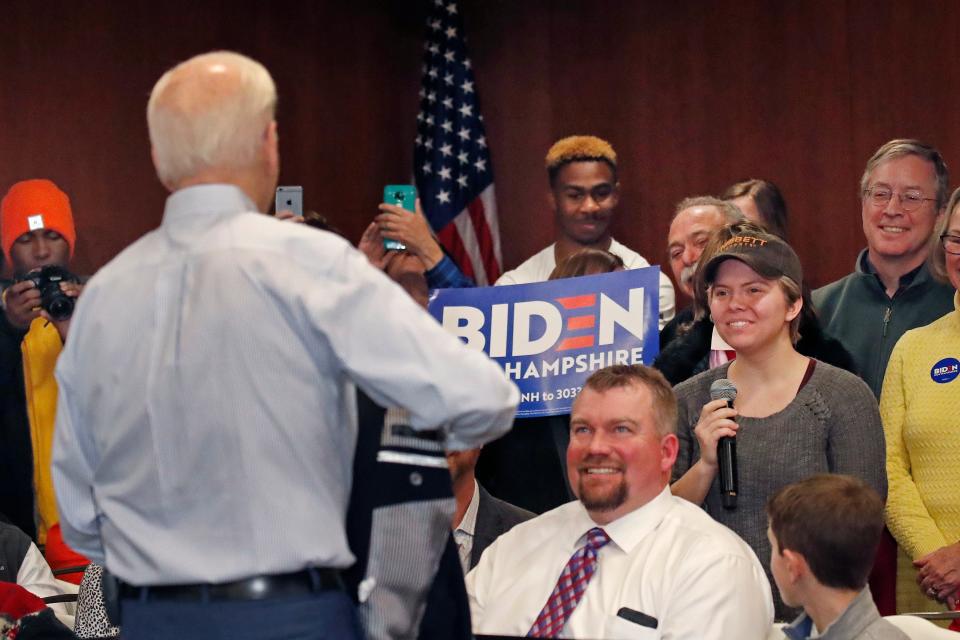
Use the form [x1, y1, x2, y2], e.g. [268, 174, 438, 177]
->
[0, 179, 76, 265]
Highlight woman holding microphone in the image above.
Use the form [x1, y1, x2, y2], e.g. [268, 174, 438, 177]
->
[670, 224, 886, 619]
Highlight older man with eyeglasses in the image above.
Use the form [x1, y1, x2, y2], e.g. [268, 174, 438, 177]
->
[813, 139, 956, 618]
[813, 139, 955, 400]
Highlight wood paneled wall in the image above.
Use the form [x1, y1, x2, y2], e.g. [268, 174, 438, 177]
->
[2, 0, 958, 292]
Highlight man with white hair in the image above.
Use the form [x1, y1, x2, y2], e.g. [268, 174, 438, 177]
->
[51, 51, 518, 639]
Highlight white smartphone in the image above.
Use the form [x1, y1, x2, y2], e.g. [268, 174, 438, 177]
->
[275, 186, 303, 217]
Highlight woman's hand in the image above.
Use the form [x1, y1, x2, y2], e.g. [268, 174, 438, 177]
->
[915, 542, 960, 604]
[693, 398, 739, 469]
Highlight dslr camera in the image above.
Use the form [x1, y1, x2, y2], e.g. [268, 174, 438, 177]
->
[17, 265, 80, 321]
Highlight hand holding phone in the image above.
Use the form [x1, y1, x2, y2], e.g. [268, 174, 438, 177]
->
[382, 185, 416, 251]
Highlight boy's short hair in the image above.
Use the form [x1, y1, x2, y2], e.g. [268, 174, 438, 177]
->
[766, 474, 883, 590]
[545, 135, 617, 186]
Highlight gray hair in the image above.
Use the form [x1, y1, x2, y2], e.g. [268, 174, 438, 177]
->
[147, 51, 277, 186]
[859, 139, 949, 211]
[673, 195, 743, 224]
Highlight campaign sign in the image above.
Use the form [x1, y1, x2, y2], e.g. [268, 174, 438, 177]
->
[428, 266, 660, 417]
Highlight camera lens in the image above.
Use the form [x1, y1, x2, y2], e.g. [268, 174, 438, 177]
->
[46, 297, 74, 321]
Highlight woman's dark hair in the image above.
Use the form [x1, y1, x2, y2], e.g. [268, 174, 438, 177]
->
[722, 179, 789, 240]
[549, 248, 625, 280]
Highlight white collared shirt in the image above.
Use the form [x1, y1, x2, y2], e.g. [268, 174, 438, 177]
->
[467, 487, 773, 639]
[494, 239, 676, 330]
[453, 479, 481, 574]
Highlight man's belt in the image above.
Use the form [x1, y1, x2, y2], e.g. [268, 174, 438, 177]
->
[119, 567, 343, 602]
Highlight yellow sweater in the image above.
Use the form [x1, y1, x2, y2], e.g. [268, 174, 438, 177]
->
[881, 290, 960, 613]
[21, 317, 63, 545]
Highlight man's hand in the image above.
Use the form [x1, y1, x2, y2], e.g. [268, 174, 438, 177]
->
[274, 210, 304, 223]
[358, 222, 396, 271]
[39, 281, 84, 342]
[375, 199, 444, 269]
[915, 542, 960, 604]
[3, 280, 42, 329]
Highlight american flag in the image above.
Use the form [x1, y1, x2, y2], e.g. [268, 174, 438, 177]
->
[414, 0, 501, 285]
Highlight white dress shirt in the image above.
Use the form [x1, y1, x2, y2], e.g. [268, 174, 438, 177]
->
[453, 479, 480, 574]
[52, 184, 518, 585]
[467, 487, 773, 639]
[494, 239, 676, 329]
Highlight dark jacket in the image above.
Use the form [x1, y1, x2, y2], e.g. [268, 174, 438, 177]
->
[346, 392, 470, 640]
[0, 308, 33, 541]
[813, 250, 955, 397]
[470, 485, 534, 569]
[475, 414, 575, 515]
[654, 310, 857, 386]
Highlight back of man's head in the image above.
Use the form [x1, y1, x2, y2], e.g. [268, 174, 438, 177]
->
[860, 138, 949, 211]
[147, 51, 277, 188]
[766, 474, 883, 591]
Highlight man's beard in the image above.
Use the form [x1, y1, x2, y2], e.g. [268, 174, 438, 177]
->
[578, 474, 628, 512]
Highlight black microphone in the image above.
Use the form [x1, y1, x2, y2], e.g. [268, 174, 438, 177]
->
[709, 378, 738, 510]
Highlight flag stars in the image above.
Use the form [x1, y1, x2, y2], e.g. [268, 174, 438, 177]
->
[438, 166, 452, 181]
[444, 50, 456, 63]
[424, 139, 434, 150]
[462, 58, 472, 69]
[457, 151, 469, 164]
[430, 18, 442, 31]
[461, 80, 474, 93]
[474, 158, 487, 172]
[457, 174, 468, 188]
[442, 97, 453, 109]
[428, 67, 438, 79]
[425, 115, 435, 127]
[447, 3, 457, 14]
[429, 43, 440, 56]
[437, 189, 451, 204]
[457, 127, 471, 142]
[441, 119, 453, 133]
[427, 91, 436, 103]
[415, 135, 423, 146]
[422, 162, 432, 174]
[476, 135, 487, 148]
[445, 26, 457, 39]
[444, 73, 454, 86]
[416, 111, 425, 122]
[458, 103, 473, 118]
[439, 143, 453, 157]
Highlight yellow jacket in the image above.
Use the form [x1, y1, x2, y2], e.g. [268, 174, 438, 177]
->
[881, 291, 960, 612]
[21, 317, 63, 545]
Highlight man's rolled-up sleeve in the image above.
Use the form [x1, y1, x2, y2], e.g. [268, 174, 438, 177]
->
[306, 242, 519, 450]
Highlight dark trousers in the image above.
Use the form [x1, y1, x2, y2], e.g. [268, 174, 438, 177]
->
[120, 590, 362, 640]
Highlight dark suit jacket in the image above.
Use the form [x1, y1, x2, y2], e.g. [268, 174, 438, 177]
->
[470, 484, 535, 569]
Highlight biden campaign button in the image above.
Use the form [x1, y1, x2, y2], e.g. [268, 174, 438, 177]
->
[930, 357, 960, 384]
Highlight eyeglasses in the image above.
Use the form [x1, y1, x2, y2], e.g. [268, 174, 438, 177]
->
[863, 186, 935, 212]
[941, 233, 960, 256]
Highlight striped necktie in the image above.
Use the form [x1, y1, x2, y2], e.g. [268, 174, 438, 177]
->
[527, 527, 611, 637]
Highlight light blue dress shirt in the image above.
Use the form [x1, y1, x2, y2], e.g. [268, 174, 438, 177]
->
[52, 184, 518, 585]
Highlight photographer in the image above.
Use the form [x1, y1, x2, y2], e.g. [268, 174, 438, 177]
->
[0, 179, 86, 576]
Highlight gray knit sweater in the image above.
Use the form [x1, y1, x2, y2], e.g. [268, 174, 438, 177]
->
[672, 360, 887, 620]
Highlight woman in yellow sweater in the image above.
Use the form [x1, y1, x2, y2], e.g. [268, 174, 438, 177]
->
[881, 186, 960, 618]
